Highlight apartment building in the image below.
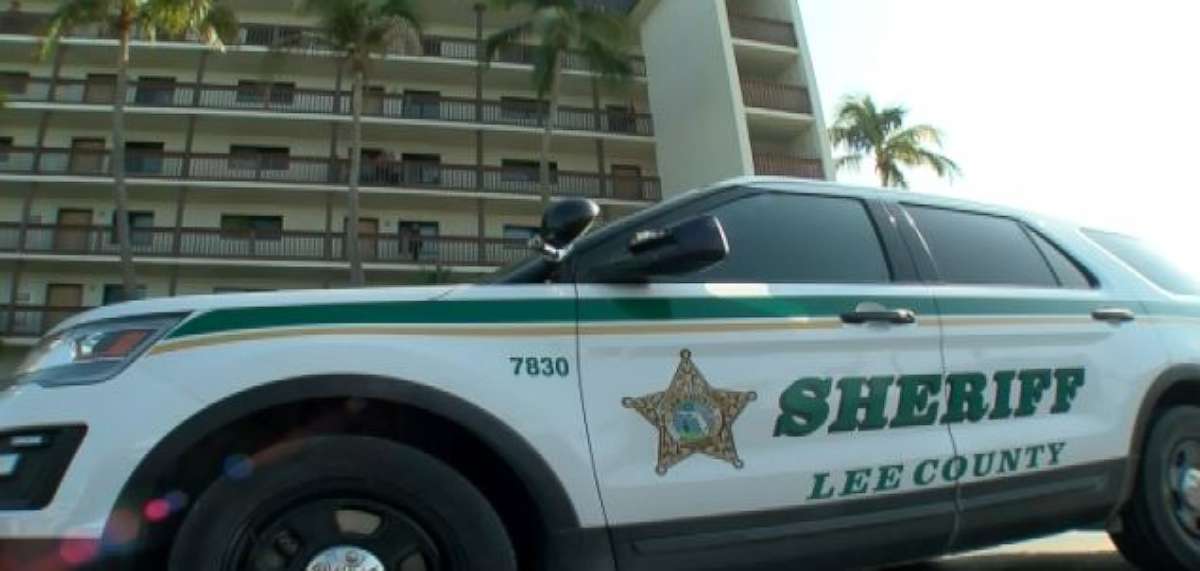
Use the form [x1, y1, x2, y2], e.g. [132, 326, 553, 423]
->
[0, 0, 832, 368]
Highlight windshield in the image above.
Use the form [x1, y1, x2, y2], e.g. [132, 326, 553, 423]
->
[1085, 230, 1200, 295]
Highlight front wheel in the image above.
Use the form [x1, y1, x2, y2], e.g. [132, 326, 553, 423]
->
[1112, 406, 1200, 570]
[169, 436, 516, 571]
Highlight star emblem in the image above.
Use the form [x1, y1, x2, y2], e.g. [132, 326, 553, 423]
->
[622, 349, 757, 476]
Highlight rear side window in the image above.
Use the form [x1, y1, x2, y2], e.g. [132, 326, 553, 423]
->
[1085, 230, 1200, 295]
[905, 205, 1058, 288]
[1027, 230, 1095, 289]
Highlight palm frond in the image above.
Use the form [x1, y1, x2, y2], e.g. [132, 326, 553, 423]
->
[836, 154, 864, 172]
[484, 21, 532, 64]
[41, 0, 112, 59]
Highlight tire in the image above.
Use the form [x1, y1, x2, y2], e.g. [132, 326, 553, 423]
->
[169, 435, 515, 571]
[1112, 406, 1200, 570]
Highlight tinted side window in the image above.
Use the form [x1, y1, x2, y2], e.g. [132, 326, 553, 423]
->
[906, 206, 1057, 287]
[580, 193, 891, 283]
[1027, 230, 1094, 289]
[1085, 230, 1200, 295]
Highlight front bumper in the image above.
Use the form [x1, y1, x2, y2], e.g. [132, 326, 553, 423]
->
[0, 373, 202, 543]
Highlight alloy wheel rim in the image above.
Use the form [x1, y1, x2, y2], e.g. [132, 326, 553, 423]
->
[1168, 440, 1200, 539]
[232, 495, 441, 571]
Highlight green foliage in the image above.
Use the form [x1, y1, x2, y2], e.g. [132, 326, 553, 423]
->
[41, 0, 239, 58]
[298, 0, 422, 71]
[830, 95, 960, 189]
[484, 0, 635, 97]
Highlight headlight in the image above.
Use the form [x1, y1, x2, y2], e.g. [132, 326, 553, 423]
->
[11, 314, 185, 388]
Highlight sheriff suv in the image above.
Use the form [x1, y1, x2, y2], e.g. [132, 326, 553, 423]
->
[2, 178, 1199, 571]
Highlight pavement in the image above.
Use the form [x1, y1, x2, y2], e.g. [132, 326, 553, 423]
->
[892, 532, 1135, 570]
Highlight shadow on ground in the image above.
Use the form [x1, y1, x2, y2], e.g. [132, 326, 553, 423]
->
[891, 553, 1135, 570]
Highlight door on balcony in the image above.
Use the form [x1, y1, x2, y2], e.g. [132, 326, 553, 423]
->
[54, 208, 93, 252]
[125, 142, 165, 175]
[44, 284, 83, 332]
[353, 218, 379, 261]
[398, 221, 438, 262]
[402, 90, 440, 120]
[610, 164, 642, 200]
[358, 149, 395, 185]
[0, 72, 29, 98]
[134, 76, 176, 106]
[361, 86, 386, 116]
[84, 74, 117, 104]
[69, 138, 106, 174]
[605, 104, 635, 133]
[401, 153, 441, 186]
[111, 211, 155, 249]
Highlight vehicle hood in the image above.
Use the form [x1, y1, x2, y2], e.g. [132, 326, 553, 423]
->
[51, 285, 462, 335]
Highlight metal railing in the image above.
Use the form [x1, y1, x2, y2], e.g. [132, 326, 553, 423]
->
[740, 80, 812, 114]
[0, 305, 87, 337]
[727, 14, 798, 47]
[0, 222, 532, 268]
[0, 14, 647, 76]
[753, 154, 824, 179]
[6, 78, 655, 137]
[0, 147, 663, 201]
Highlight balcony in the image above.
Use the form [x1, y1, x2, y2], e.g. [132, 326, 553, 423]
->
[727, 14, 798, 48]
[0, 305, 86, 338]
[0, 14, 647, 77]
[5, 78, 655, 137]
[0, 222, 530, 268]
[0, 147, 663, 202]
[740, 80, 812, 114]
[753, 154, 824, 179]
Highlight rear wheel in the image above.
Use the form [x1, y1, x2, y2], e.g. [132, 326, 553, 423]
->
[168, 436, 515, 571]
[1112, 406, 1200, 570]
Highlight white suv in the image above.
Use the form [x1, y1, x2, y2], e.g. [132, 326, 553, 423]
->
[2, 178, 1199, 571]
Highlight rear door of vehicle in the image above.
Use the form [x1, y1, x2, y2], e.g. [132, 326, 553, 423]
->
[894, 201, 1164, 550]
[574, 188, 957, 570]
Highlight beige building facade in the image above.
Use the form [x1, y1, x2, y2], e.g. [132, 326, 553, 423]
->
[0, 0, 830, 363]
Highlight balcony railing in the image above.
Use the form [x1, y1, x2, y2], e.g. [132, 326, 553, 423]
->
[727, 14, 798, 47]
[6, 78, 654, 137]
[0, 147, 663, 201]
[740, 80, 812, 114]
[0, 14, 647, 76]
[753, 154, 824, 179]
[0, 223, 532, 268]
[0, 305, 87, 338]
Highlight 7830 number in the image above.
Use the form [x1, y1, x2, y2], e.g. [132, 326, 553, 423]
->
[510, 356, 571, 378]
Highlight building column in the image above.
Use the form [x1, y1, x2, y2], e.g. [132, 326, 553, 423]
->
[595, 139, 607, 198]
[167, 187, 188, 297]
[474, 2, 485, 121]
[476, 199, 486, 264]
[324, 192, 334, 260]
[15, 183, 38, 253]
[6, 261, 24, 334]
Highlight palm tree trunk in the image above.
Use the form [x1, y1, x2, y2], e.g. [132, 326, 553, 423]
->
[112, 18, 138, 300]
[345, 67, 366, 287]
[537, 56, 565, 207]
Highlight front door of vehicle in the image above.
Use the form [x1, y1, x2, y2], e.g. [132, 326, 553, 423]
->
[895, 203, 1166, 550]
[574, 190, 958, 570]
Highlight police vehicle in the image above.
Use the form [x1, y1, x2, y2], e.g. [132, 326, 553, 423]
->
[2, 177, 1199, 571]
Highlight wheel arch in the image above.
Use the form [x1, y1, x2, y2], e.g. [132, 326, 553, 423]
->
[107, 374, 584, 569]
[1115, 364, 1200, 515]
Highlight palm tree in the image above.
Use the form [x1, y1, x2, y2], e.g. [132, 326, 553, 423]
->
[485, 0, 635, 206]
[830, 95, 960, 189]
[297, 0, 420, 287]
[42, 0, 238, 300]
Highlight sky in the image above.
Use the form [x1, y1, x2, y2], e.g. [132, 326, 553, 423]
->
[795, 0, 1200, 276]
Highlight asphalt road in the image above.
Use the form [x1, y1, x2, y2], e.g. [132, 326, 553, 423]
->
[891, 532, 1136, 570]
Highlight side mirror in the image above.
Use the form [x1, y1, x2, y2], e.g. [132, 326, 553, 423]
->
[590, 215, 729, 282]
[536, 198, 601, 259]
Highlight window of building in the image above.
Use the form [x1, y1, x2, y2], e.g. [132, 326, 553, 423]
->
[221, 215, 284, 240]
[579, 193, 891, 284]
[905, 205, 1059, 288]
[1027, 230, 1095, 289]
[398, 221, 439, 260]
[605, 104, 636, 133]
[84, 74, 117, 104]
[109, 211, 155, 246]
[68, 138, 106, 174]
[402, 90, 440, 119]
[134, 76, 176, 106]
[0, 71, 30, 95]
[229, 145, 290, 171]
[236, 81, 296, 105]
[501, 159, 557, 183]
[0, 137, 12, 163]
[125, 141, 165, 174]
[1085, 230, 1200, 295]
[610, 164, 643, 200]
[401, 153, 442, 185]
[102, 284, 147, 305]
[500, 97, 542, 125]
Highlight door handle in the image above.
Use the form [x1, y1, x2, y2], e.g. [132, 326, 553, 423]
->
[1092, 307, 1136, 323]
[840, 309, 917, 325]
